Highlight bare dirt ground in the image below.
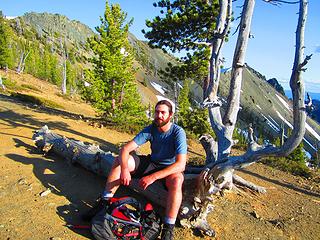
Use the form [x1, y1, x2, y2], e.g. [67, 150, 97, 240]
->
[0, 70, 320, 240]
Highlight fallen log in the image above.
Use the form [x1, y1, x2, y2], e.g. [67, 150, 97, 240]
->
[32, 125, 215, 236]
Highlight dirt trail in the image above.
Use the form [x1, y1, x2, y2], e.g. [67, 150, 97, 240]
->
[0, 71, 320, 240]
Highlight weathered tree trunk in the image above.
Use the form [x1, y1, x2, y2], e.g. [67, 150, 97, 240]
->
[32, 125, 215, 236]
[184, 0, 309, 234]
[198, 0, 310, 189]
[16, 50, 30, 74]
[60, 37, 67, 95]
[0, 75, 6, 90]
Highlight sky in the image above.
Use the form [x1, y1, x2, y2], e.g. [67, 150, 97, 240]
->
[1, 0, 319, 93]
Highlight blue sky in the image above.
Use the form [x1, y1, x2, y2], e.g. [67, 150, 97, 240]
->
[1, 0, 319, 93]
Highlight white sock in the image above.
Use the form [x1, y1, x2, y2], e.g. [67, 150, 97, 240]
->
[164, 217, 176, 225]
[102, 191, 113, 200]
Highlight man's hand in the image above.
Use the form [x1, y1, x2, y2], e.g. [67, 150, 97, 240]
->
[139, 174, 157, 190]
[120, 168, 132, 186]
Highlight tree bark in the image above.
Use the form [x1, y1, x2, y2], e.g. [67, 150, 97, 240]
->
[32, 125, 216, 236]
[16, 50, 30, 74]
[60, 37, 67, 95]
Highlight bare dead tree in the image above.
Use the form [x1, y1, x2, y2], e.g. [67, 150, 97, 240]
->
[60, 36, 68, 95]
[197, 0, 310, 195]
[181, 0, 310, 234]
[192, 0, 310, 218]
[263, 0, 299, 6]
[16, 47, 30, 74]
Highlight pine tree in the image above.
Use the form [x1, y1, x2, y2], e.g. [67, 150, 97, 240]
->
[288, 142, 308, 163]
[178, 79, 191, 117]
[85, 0, 146, 124]
[0, 11, 10, 69]
[142, 1, 218, 89]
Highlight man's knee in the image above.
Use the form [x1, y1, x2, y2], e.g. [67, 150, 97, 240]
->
[165, 173, 184, 190]
[111, 155, 137, 172]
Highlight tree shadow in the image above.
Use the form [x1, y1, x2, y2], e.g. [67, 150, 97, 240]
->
[0, 95, 119, 154]
[6, 139, 151, 239]
[238, 168, 320, 198]
[6, 149, 105, 239]
[0, 108, 69, 131]
[1, 94, 166, 238]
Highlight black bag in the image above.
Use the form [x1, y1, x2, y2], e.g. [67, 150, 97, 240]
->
[91, 197, 161, 240]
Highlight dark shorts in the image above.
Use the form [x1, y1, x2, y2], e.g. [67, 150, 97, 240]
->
[132, 154, 168, 188]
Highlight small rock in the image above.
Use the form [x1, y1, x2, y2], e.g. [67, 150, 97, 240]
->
[39, 188, 51, 197]
[18, 178, 27, 185]
[251, 211, 260, 219]
[27, 184, 33, 191]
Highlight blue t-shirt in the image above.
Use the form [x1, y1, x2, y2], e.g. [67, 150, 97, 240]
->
[133, 123, 187, 165]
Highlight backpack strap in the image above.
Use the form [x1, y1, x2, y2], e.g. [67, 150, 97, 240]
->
[108, 197, 141, 213]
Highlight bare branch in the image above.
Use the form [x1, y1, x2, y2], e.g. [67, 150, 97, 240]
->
[232, 22, 241, 36]
[298, 54, 312, 70]
[201, 97, 222, 108]
[193, 41, 212, 46]
[263, 0, 299, 6]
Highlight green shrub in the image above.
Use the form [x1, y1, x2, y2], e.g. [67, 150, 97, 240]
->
[262, 156, 311, 178]
[233, 127, 248, 147]
[21, 84, 42, 92]
[2, 77, 24, 91]
[178, 107, 215, 139]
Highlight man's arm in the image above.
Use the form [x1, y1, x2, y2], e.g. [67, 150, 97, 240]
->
[119, 140, 139, 186]
[139, 153, 187, 190]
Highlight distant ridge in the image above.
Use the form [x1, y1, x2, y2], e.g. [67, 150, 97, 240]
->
[285, 90, 320, 101]
[21, 12, 94, 44]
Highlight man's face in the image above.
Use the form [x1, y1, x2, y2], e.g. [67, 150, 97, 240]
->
[153, 104, 172, 127]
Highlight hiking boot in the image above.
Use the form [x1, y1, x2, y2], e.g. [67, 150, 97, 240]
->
[161, 223, 174, 240]
[81, 196, 109, 222]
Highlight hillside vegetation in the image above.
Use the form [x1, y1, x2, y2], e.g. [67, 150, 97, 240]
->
[1, 12, 320, 158]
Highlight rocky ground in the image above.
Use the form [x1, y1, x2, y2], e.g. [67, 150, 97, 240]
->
[0, 70, 320, 240]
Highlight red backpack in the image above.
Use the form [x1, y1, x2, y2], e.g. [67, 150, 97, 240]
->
[91, 196, 161, 240]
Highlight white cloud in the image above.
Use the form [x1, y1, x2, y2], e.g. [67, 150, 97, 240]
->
[5, 16, 17, 20]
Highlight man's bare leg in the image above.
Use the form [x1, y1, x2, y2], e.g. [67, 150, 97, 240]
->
[82, 154, 138, 221]
[161, 172, 184, 240]
[165, 172, 184, 220]
[104, 155, 139, 196]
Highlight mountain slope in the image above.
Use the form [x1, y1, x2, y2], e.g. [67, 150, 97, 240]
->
[4, 12, 320, 157]
[224, 66, 320, 157]
[21, 12, 94, 45]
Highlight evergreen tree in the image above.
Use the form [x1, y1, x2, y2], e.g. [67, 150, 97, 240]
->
[142, 1, 219, 88]
[49, 54, 61, 85]
[85, 0, 146, 124]
[287, 142, 308, 163]
[66, 61, 76, 92]
[178, 79, 191, 117]
[177, 79, 213, 137]
[0, 11, 10, 69]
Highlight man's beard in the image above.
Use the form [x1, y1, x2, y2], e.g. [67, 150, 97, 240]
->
[153, 116, 171, 127]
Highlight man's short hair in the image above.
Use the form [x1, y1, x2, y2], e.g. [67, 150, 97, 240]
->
[155, 100, 173, 114]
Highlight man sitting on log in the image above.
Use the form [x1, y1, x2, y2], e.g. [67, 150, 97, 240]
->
[84, 99, 187, 240]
